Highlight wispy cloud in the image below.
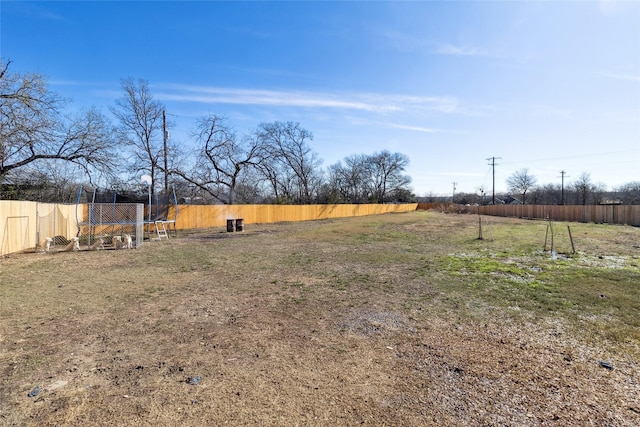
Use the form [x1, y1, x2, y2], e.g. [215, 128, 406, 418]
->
[25, 3, 70, 23]
[51, 80, 100, 87]
[155, 84, 458, 115]
[158, 87, 395, 112]
[435, 43, 491, 57]
[381, 31, 498, 59]
[385, 123, 440, 133]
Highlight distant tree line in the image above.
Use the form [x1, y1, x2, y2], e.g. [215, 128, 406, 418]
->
[425, 168, 640, 206]
[503, 168, 638, 206]
[0, 61, 414, 204]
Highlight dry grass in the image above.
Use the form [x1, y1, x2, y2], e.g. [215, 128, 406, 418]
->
[1, 211, 639, 426]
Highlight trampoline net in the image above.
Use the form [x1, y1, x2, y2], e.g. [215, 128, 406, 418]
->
[88, 189, 176, 222]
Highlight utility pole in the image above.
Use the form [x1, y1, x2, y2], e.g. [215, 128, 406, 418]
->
[487, 157, 501, 205]
[452, 182, 457, 204]
[559, 170, 569, 205]
[163, 109, 168, 191]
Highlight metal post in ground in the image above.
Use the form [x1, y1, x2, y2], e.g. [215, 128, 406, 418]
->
[567, 225, 575, 254]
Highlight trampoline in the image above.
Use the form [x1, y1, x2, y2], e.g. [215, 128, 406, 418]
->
[75, 187, 178, 248]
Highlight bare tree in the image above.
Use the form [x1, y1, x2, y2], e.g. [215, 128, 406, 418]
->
[328, 154, 370, 203]
[573, 172, 593, 205]
[477, 185, 488, 205]
[366, 151, 411, 203]
[344, 154, 372, 202]
[256, 121, 322, 203]
[254, 154, 295, 203]
[326, 162, 348, 202]
[592, 182, 607, 205]
[530, 183, 561, 205]
[110, 78, 167, 196]
[28, 161, 84, 202]
[173, 115, 263, 204]
[327, 151, 412, 203]
[506, 168, 537, 204]
[616, 181, 640, 205]
[0, 60, 117, 191]
[232, 167, 266, 204]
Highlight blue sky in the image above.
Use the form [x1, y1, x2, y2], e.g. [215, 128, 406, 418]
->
[1, 0, 638, 196]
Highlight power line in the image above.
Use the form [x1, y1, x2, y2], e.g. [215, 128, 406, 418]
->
[452, 182, 457, 203]
[486, 157, 501, 205]
[163, 109, 168, 191]
[559, 170, 570, 205]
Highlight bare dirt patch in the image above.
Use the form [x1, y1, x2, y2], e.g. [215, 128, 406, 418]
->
[1, 212, 638, 425]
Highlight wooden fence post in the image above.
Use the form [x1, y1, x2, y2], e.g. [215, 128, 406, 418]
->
[567, 225, 575, 254]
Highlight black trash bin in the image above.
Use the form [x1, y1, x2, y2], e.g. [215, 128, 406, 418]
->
[235, 218, 244, 232]
[226, 219, 235, 232]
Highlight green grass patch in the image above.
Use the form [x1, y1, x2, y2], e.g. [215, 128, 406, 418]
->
[437, 244, 640, 343]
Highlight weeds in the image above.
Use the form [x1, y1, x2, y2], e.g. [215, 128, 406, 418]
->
[1, 211, 639, 425]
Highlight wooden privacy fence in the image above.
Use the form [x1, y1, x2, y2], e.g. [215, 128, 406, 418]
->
[1, 200, 80, 257]
[7, 201, 633, 256]
[1, 202, 418, 256]
[417, 203, 640, 226]
[479, 204, 640, 226]
[171, 203, 418, 230]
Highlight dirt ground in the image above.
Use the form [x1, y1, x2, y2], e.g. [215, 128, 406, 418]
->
[0, 212, 638, 426]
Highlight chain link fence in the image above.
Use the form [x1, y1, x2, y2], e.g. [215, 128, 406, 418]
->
[75, 203, 144, 250]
